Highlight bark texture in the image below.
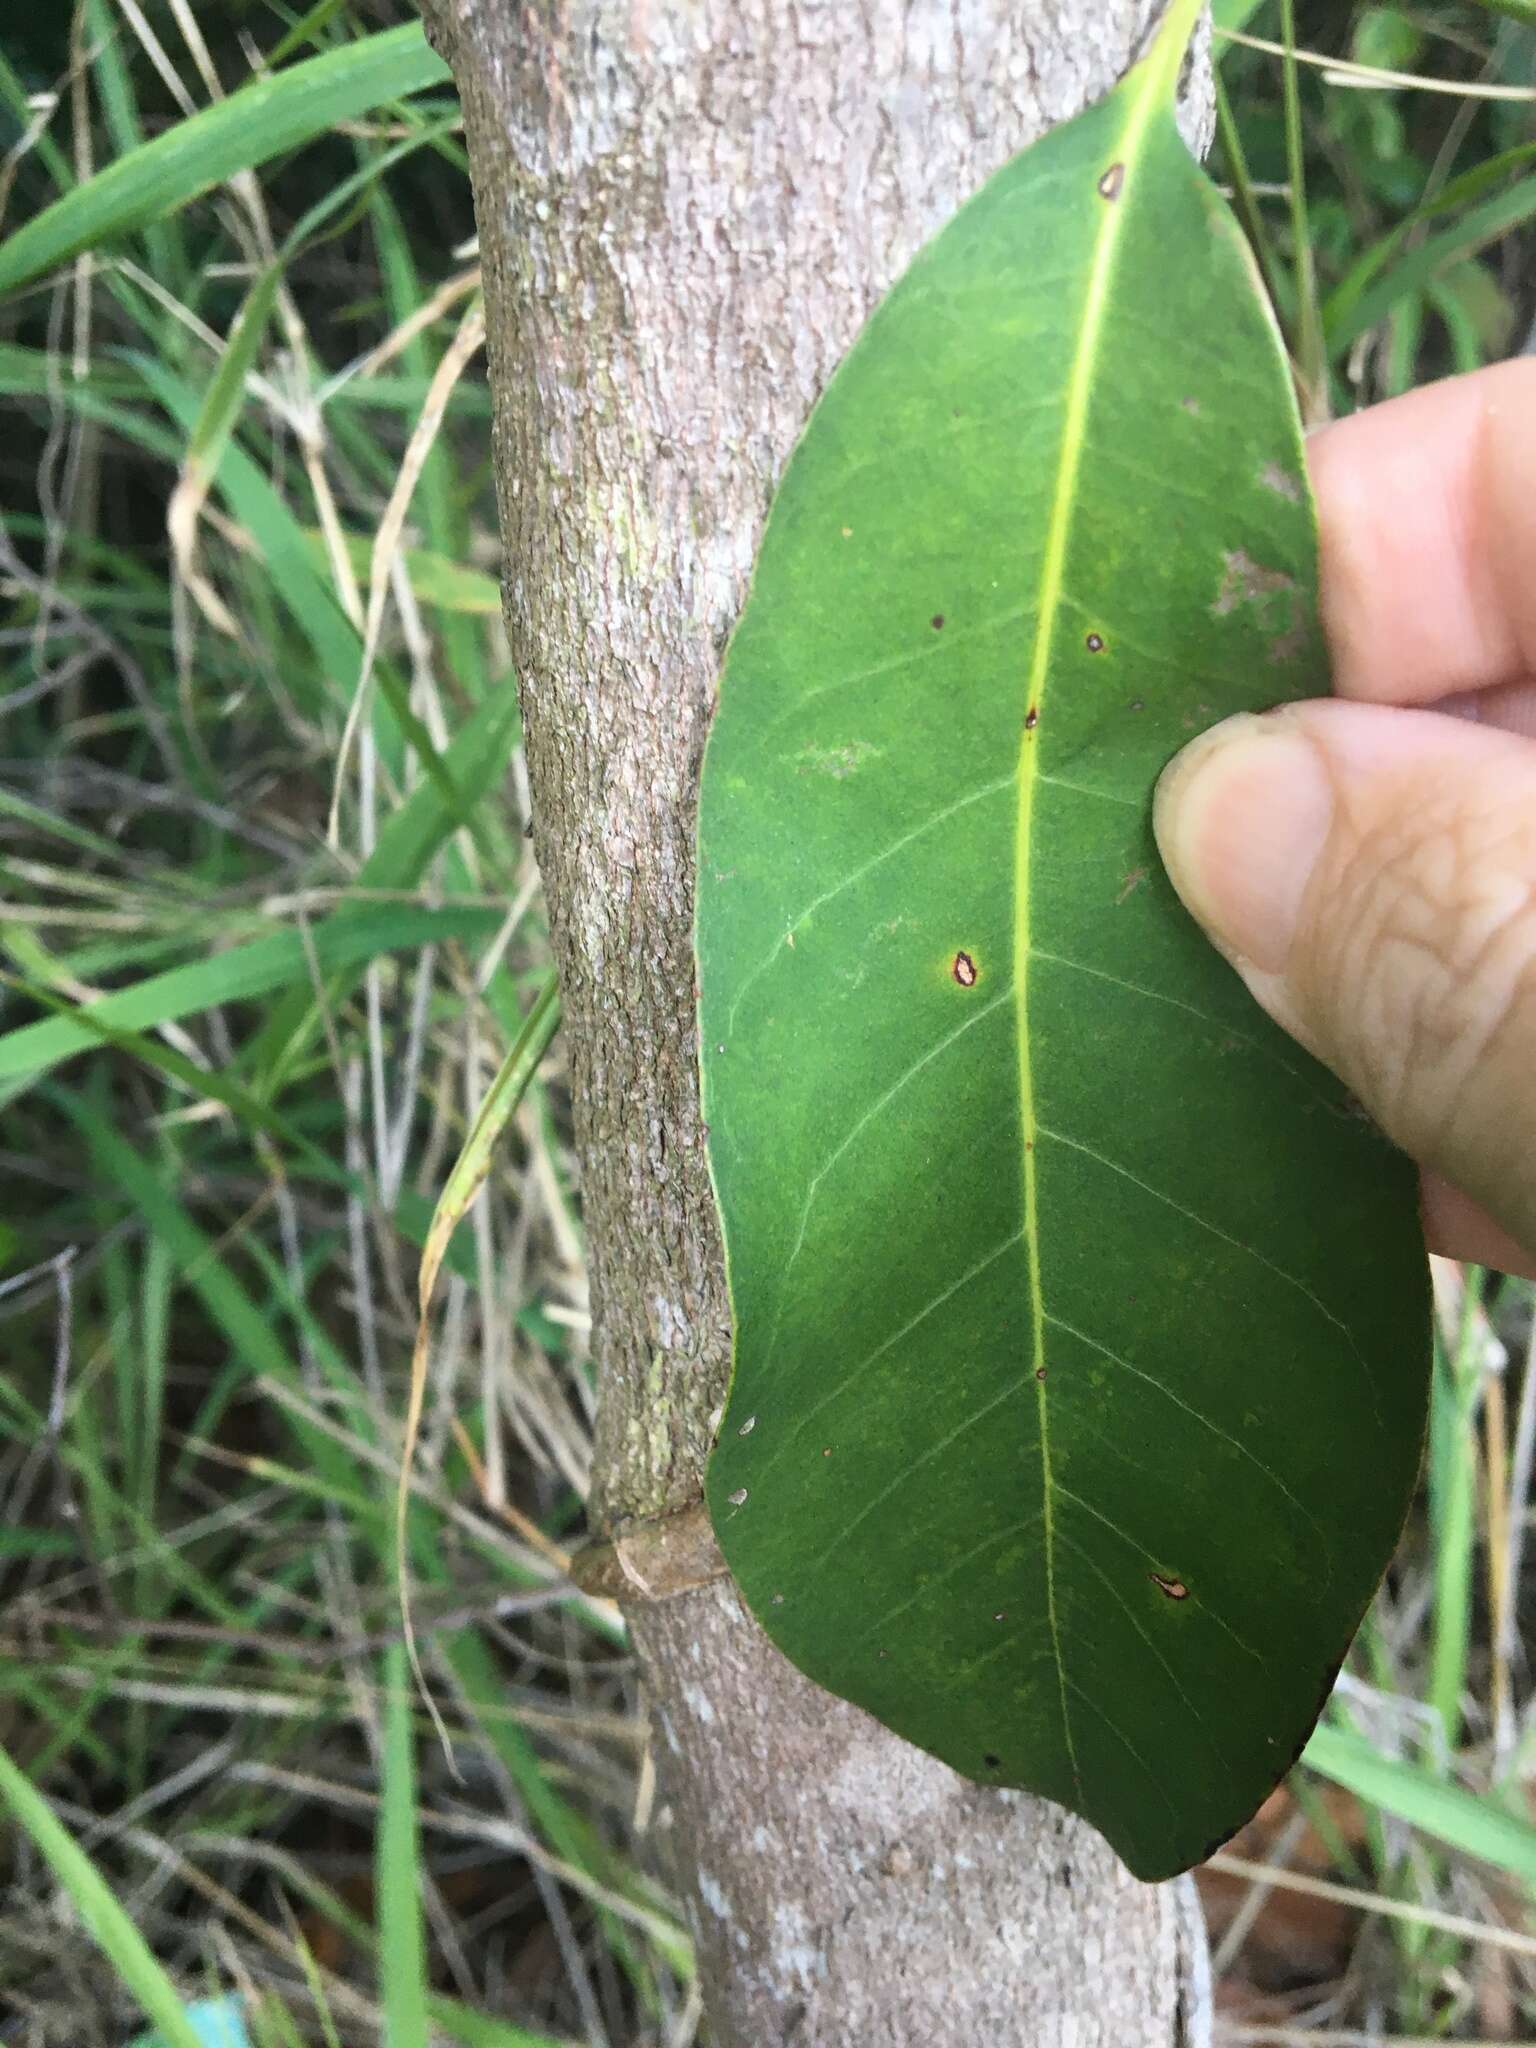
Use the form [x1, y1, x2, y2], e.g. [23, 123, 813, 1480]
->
[425, 1, 1214, 2039]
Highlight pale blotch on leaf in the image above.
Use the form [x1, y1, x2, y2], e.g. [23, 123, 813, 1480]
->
[1098, 161, 1126, 202]
[1260, 461, 1302, 503]
[1212, 546, 1295, 617]
[727, 1487, 749, 1507]
[1212, 547, 1305, 662]
[796, 739, 880, 781]
[1151, 1572, 1189, 1601]
[738, 1415, 757, 1436]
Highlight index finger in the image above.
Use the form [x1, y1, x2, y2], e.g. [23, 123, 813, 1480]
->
[1307, 358, 1536, 705]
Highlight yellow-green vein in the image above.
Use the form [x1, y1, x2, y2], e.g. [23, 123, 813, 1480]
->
[1012, 0, 1199, 1800]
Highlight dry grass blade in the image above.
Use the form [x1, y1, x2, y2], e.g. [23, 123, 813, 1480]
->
[1220, 28, 1536, 101]
[1205, 1853, 1536, 1958]
[327, 293, 488, 848]
[325, 264, 484, 395]
[396, 976, 563, 1752]
[167, 266, 281, 640]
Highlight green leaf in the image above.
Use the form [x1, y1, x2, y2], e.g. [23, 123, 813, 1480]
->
[698, 0, 1429, 1882]
[0, 26, 451, 300]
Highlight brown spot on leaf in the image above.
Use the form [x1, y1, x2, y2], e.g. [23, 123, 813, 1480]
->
[931, 613, 945, 630]
[1024, 706, 1039, 731]
[1115, 866, 1148, 907]
[983, 1752, 1001, 1769]
[1035, 1366, 1047, 1382]
[1151, 1572, 1188, 1601]
[1098, 162, 1125, 202]
[952, 950, 978, 988]
[1086, 632, 1105, 653]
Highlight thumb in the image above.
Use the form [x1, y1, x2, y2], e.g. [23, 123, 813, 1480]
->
[1154, 699, 1536, 1260]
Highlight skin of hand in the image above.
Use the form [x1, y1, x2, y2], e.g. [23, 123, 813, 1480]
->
[1154, 359, 1536, 1281]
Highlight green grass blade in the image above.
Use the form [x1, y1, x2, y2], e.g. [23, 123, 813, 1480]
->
[1214, 72, 1282, 312]
[0, 27, 451, 300]
[0, 1742, 206, 2048]
[417, 976, 562, 1313]
[426, 2004, 579, 2048]
[182, 269, 283, 484]
[298, 532, 502, 616]
[1325, 175, 1536, 354]
[1304, 1726, 1536, 1891]
[378, 1644, 432, 2048]
[0, 903, 499, 1099]
[1278, 0, 1326, 415]
[1466, 0, 1536, 24]
[1322, 145, 1536, 345]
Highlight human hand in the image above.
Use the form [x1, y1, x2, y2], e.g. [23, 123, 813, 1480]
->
[1154, 360, 1536, 1279]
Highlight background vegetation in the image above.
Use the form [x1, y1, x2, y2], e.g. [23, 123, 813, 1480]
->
[0, 2, 1532, 2042]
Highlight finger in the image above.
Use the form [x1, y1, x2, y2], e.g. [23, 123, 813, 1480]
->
[1440, 676, 1536, 744]
[1308, 358, 1536, 706]
[1155, 698, 1536, 1262]
[1422, 1173, 1536, 1280]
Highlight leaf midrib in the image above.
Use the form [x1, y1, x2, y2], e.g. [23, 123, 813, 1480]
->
[1012, 19, 1183, 1801]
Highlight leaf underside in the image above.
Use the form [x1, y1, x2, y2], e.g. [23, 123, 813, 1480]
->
[697, 16, 1429, 1880]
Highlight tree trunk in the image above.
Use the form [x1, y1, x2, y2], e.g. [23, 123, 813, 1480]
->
[422, 1, 1215, 2039]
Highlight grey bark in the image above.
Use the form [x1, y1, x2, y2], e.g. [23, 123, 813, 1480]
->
[422, 1, 1214, 2040]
